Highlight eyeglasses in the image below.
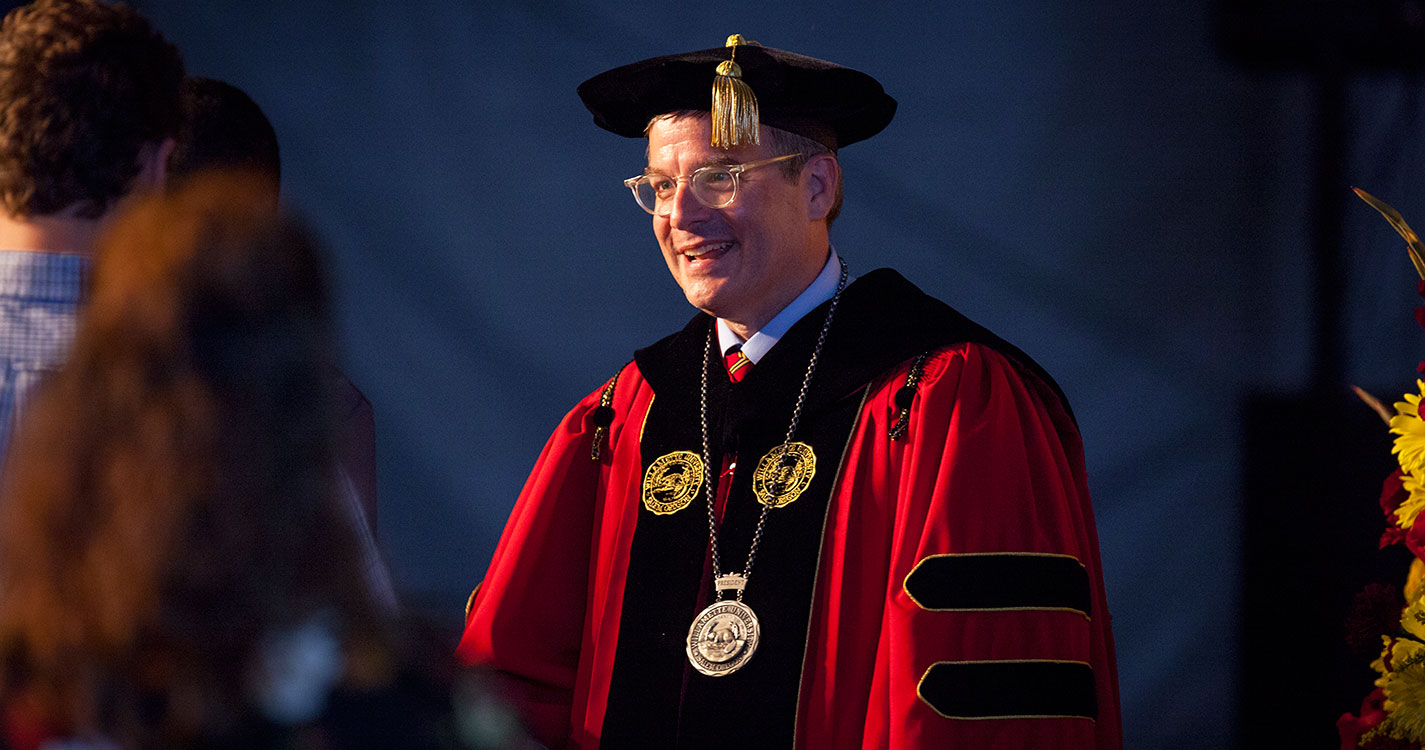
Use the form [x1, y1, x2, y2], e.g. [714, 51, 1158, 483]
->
[623, 153, 800, 216]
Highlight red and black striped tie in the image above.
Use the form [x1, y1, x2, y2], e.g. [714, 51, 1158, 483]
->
[724, 345, 752, 383]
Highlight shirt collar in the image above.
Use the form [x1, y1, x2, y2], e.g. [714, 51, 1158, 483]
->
[716, 248, 848, 364]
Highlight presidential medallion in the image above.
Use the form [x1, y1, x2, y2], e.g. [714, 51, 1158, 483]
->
[752, 441, 817, 508]
[686, 599, 760, 676]
[642, 450, 704, 515]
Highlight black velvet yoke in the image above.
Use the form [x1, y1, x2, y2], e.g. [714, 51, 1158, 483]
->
[598, 269, 1070, 748]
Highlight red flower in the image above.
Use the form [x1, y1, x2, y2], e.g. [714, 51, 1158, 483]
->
[1340, 687, 1389, 750]
[1407, 520, 1425, 561]
[1384, 471, 1408, 519]
[1407, 519, 1425, 561]
[1376, 471, 1425, 558]
[1346, 584, 1404, 655]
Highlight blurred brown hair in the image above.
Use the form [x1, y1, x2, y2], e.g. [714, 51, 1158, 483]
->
[0, 172, 380, 743]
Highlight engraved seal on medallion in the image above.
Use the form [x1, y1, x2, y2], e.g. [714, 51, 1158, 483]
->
[752, 441, 817, 508]
[641, 450, 704, 515]
[685, 600, 760, 676]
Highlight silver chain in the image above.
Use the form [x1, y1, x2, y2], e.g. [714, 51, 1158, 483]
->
[699, 257, 849, 602]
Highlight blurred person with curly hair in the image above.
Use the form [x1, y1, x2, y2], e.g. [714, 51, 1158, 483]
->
[0, 173, 531, 750]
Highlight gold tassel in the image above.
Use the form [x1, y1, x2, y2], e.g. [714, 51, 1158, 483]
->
[711, 34, 759, 148]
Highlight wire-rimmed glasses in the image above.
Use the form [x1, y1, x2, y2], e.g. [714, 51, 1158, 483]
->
[623, 153, 800, 216]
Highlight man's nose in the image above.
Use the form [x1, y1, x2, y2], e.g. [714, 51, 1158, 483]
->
[666, 179, 709, 227]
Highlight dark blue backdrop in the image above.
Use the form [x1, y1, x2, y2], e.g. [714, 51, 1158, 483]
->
[122, 2, 1425, 747]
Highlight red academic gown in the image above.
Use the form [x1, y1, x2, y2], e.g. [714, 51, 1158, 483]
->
[457, 270, 1121, 749]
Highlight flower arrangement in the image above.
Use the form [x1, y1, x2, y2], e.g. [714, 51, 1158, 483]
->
[1339, 188, 1425, 750]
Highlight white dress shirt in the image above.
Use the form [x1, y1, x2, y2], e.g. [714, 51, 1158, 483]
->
[716, 248, 850, 362]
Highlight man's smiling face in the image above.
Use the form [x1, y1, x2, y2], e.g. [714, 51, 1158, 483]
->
[646, 114, 825, 333]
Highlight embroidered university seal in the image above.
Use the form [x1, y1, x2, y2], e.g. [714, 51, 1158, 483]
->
[641, 450, 704, 515]
[752, 441, 817, 508]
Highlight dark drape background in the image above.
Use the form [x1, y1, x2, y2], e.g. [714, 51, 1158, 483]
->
[79, 1, 1425, 747]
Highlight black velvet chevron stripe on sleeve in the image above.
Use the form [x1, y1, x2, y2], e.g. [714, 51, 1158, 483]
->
[917, 660, 1098, 720]
[903, 552, 1092, 617]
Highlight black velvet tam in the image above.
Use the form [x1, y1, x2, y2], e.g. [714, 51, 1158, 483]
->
[576, 39, 897, 150]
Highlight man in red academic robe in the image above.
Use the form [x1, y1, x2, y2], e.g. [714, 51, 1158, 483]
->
[457, 35, 1122, 750]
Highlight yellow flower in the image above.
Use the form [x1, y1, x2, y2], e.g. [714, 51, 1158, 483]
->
[1405, 596, 1425, 641]
[1375, 636, 1394, 678]
[1392, 382, 1425, 474]
[1383, 638, 1425, 741]
[1409, 558, 1425, 604]
[1398, 471, 1425, 530]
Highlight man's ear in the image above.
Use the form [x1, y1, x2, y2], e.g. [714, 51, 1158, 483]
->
[803, 153, 840, 222]
[134, 138, 176, 193]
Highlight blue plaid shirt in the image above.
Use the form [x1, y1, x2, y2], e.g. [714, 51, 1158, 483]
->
[0, 250, 400, 611]
[0, 250, 87, 464]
